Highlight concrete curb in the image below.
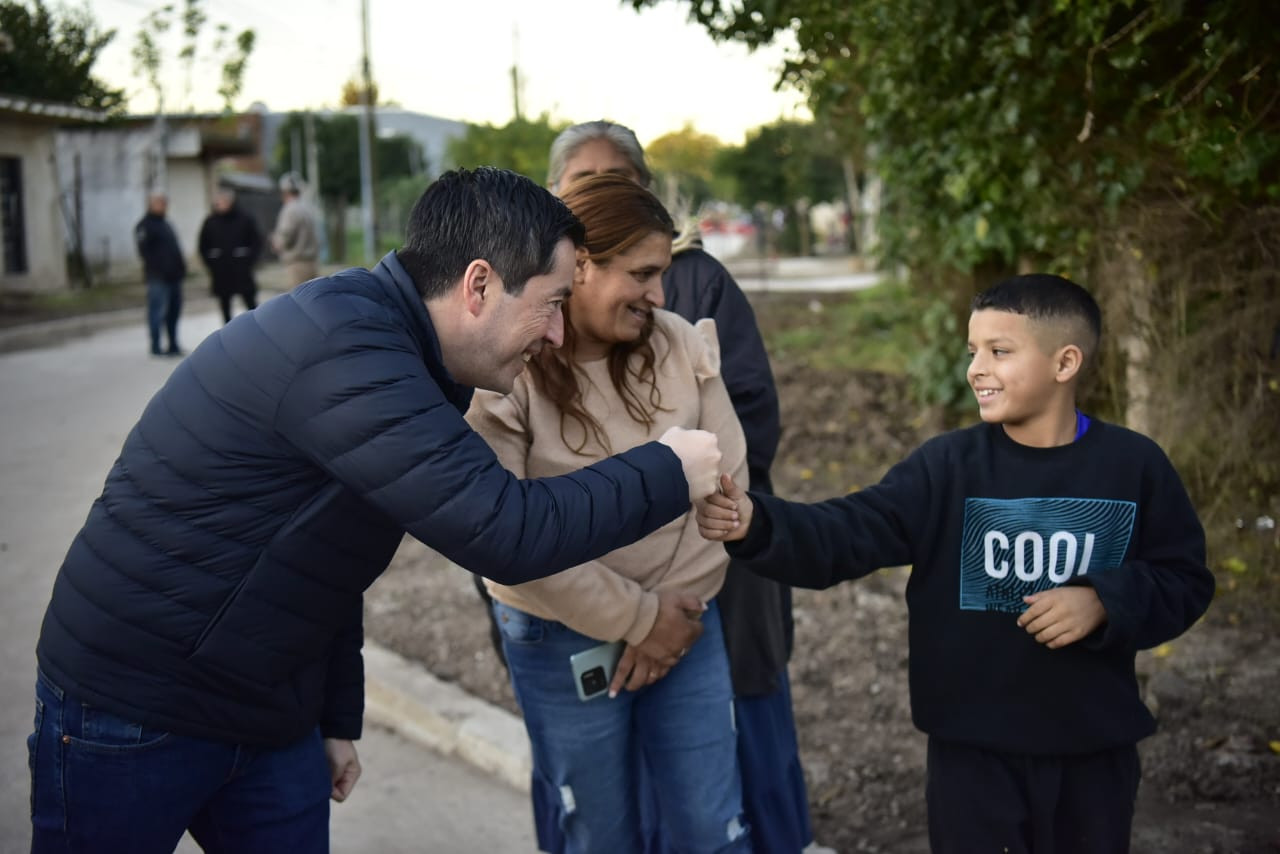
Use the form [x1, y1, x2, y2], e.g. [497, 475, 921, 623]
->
[363, 641, 531, 793]
[0, 307, 149, 354]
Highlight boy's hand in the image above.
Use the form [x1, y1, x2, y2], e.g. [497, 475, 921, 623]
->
[1017, 586, 1107, 649]
[696, 473, 751, 542]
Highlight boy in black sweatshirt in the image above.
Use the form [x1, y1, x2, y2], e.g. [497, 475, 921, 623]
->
[697, 274, 1214, 853]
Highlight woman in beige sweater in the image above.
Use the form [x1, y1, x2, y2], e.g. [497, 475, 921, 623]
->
[466, 173, 752, 853]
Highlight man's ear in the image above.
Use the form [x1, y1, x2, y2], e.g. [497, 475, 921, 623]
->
[1055, 344, 1084, 384]
[573, 248, 588, 287]
[461, 259, 495, 318]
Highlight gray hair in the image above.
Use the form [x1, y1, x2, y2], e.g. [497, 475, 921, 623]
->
[279, 172, 305, 195]
[547, 120, 651, 192]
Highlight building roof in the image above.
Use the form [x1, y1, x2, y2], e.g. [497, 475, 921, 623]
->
[0, 95, 108, 125]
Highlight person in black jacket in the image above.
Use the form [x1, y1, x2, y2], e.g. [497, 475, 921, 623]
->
[135, 192, 186, 356]
[699, 275, 1215, 854]
[28, 167, 726, 854]
[199, 188, 263, 324]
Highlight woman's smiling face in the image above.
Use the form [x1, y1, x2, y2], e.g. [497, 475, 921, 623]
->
[569, 230, 672, 360]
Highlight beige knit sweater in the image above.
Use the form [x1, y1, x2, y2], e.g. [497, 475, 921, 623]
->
[465, 310, 749, 646]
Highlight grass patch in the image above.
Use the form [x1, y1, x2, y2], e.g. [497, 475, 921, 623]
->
[340, 229, 401, 266]
[758, 277, 926, 374]
[0, 281, 149, 328]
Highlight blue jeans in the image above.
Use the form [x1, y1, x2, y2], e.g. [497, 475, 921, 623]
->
[146, 277, 182, 353]
[28, 670, 331, 854]
[494, 599, 751, 854]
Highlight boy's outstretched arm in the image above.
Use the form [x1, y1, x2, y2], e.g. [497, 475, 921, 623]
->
[698, 451, 923, 590]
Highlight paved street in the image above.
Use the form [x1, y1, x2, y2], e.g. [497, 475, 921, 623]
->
[0, 306, 536, 853]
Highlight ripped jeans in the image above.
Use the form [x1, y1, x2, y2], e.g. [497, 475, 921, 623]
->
[493, 598, 751, 854]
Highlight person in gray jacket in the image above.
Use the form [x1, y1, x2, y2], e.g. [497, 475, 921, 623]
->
[272, 171, 320, 286]
[29, 167, 723, 854]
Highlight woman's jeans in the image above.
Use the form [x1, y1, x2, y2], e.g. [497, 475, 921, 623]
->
[493, 598, 751, 854]
[28, 670, 331, 854]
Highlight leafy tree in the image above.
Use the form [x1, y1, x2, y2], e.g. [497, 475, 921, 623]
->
[340, 77, 380, 107]
[131, 0, 254, 113]
[0, 0, 124, 113]
[638, 0, 1279, 274]
[717, 119, 847, 254]
[271, 111, 423, 205]
[215, 26, 254, 111]
[645, 123, 730, 213]
[446, 114, 569, 185]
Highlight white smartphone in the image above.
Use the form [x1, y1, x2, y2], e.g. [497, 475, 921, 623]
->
[568, 640, 624, 702]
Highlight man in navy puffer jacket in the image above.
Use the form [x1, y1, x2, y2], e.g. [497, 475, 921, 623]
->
[29, 167, 723, 854]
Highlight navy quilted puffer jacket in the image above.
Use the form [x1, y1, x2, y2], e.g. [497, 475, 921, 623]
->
[36, 252, 689, 746]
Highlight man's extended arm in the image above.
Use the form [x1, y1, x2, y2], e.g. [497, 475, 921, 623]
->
[274, 318, 706, 586]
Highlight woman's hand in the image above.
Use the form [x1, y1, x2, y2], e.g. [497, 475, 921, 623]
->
[608, 646, 673, 697]
[633, 591, 705, 668]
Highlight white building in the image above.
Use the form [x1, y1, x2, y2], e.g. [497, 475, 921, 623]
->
[0, 96, 105, 293]
[55, 114, 259, 282]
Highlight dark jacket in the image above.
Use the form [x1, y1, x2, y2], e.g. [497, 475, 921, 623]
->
[663, 245, 791, 696]
[36, 252, 690, 747]
[664, 247, 780, 494]
[135, 212, 187, 282]
[199, 205, 262, 297]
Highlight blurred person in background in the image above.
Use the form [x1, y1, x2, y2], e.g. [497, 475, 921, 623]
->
[468, 173, 751, 852]
[135, 191, 186, 357]
[199, 187, 263, 324]
[272, 171, 320, 286]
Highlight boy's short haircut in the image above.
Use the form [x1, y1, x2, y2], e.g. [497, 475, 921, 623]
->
[972, 273, 1102, 364]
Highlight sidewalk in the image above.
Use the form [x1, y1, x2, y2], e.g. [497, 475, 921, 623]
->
[723, 253, 883, 293]
[0, 261, 327, 354]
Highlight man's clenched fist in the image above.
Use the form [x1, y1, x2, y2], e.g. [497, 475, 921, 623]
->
[658, 427, 722, 501]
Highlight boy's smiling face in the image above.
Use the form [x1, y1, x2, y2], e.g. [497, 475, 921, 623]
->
[967, 309, 1077, 445]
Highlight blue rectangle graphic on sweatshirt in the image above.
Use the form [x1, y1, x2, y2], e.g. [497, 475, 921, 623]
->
[958, 497, 1136, 613]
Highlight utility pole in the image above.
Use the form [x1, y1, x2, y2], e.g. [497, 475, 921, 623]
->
[304, 112, 326, 262]
[510, 26, 522, 122]
[291, 127, 303, 176]
[357, 0, 376, 265]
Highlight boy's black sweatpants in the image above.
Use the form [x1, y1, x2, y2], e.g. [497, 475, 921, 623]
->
[926, 737, 1141, 854]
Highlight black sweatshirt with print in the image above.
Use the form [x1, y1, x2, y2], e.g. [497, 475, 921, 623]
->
[727, 420, 1214, 755]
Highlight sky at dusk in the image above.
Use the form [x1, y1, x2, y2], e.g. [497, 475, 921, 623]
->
[89, 0, 811, 145]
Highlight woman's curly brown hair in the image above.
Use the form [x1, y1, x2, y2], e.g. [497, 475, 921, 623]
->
[527, 173, 675, 455]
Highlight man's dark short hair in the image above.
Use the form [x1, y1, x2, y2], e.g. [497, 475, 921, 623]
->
[972, 273, 1102, 359]
[397, 166, 585, 300]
